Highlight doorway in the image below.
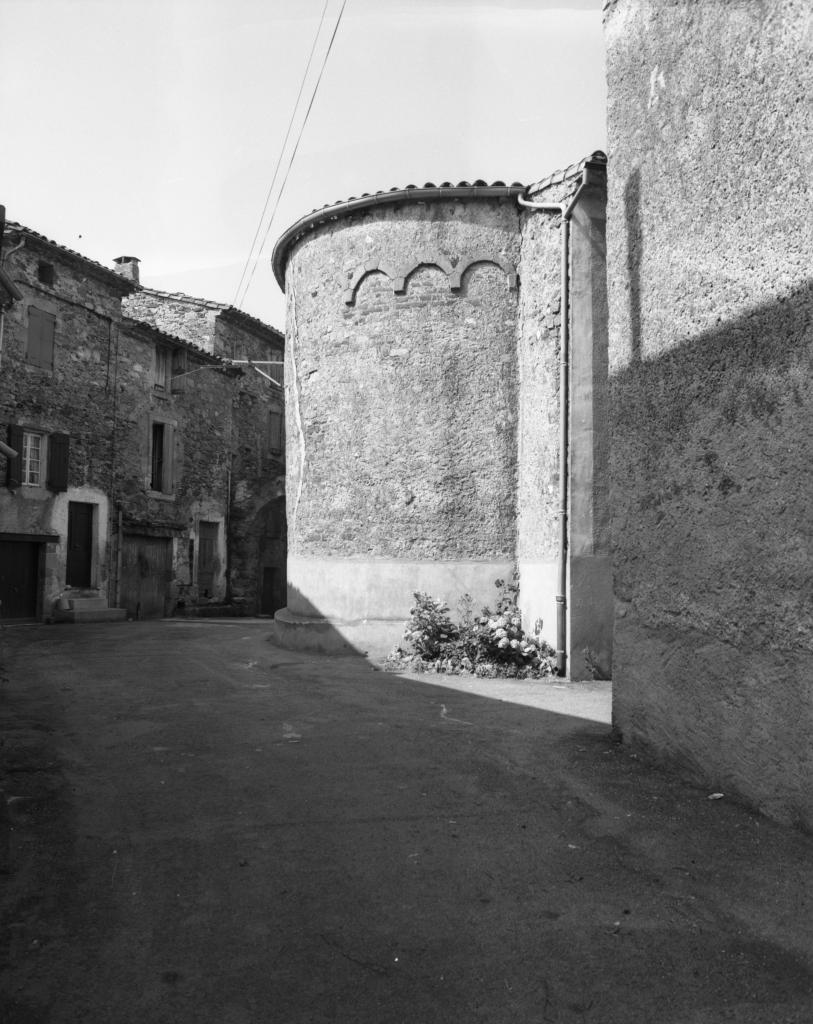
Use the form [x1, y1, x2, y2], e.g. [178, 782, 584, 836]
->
[120, 534, 173, 619]
[66, 502, 94, 587]
[0, 539, 41, 619]
[198, 521, 219, 597]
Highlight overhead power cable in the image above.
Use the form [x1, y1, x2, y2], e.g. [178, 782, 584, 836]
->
[236, 0, 348, 310]
[232, 0, 332, 308]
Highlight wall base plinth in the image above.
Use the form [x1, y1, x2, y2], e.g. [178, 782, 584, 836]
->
[270, 607, 402, 659]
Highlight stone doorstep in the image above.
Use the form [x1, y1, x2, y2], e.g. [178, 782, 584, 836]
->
[53, 593, 128, 623]
[65, 597, 108, 611]
[53, 608, 128, 624]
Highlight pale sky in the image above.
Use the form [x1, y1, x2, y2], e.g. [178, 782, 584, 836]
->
[1, 0, 606, 329]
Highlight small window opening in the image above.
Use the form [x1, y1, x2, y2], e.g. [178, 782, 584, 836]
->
[151, 422, 165, 490]
[37, 262, 55, 286]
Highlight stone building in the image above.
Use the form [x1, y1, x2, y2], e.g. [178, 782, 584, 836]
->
[0, 222, 285, 622]
[604, 0, 812, 827]
[270, 154, 611, 678]
[122, 280, 287, 617]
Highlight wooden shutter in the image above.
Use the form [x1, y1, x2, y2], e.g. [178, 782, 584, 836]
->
[27, 307, 55, 369]
[269, 410, 283, 453]
[47, 433, 70, 491]
[171, 349, 187, 392]
[6, 424, 23, 488]
[162, 423, 175, 493]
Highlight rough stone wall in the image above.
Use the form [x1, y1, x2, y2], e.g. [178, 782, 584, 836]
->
[516, 179, 572, 642]
[214, 316, 286, 612]
[286, 200, 520, 571]
[0, 239, 129, 608]
[124, 291, 220, 354]
[122, 291, 286, 613]
[605, 0, 813, 826]
[113, 321, 233, 608]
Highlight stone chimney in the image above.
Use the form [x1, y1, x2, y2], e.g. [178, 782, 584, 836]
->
[113, 255, 140, 284]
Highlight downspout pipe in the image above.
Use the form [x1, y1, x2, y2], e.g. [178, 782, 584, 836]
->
[518, 172, 590, 676]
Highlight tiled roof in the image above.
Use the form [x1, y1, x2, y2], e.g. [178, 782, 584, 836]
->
[525, 151, 607, 196]
[3, 222, 136, 293]
[271, 154, 608, 288]
[137, 285, 283, 341]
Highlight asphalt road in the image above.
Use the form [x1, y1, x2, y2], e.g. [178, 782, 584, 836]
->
[1, 620, 812, 1023]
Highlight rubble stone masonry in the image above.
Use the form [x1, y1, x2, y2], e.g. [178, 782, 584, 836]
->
[283, 199, 521, 629]
[605, 0, 813, 826]
[274, 165, 611, 670]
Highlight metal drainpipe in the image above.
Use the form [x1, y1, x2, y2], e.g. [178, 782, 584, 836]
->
[518, 172, 589, 676]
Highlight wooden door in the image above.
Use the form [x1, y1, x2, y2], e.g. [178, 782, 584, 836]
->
[66, 502, 94, 587]
[120, 535, 173, 619]
[0, 540, 40, 619]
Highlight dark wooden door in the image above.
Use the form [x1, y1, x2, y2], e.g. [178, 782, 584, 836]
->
[0, 540, 40, 619]
[66, 502, 94, 587]
[120, 535, 173, 619]
[198, 522, 219, 597]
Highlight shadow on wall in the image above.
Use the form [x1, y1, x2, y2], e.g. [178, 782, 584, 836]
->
[610, 277, 813, 826]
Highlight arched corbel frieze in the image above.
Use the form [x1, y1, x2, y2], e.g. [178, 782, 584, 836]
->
[450, 253, 518, 292]
[342, 251, 519, 306]
[342, 259, 399, 305]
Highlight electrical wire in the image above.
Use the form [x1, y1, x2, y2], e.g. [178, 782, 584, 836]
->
[231, 0, 331, 308]
[236, 0, 348, 310]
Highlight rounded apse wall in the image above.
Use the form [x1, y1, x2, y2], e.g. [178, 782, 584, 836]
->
[274, 189, 523, 655]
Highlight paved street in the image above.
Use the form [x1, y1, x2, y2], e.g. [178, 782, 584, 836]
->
[1, 621, 812, 1023]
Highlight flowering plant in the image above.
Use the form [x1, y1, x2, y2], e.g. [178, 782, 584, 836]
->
[392, 576, 555, 678]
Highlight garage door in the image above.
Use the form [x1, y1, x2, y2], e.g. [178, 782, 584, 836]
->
[120, 535, 173, 619]
[0, 540, 40, 620]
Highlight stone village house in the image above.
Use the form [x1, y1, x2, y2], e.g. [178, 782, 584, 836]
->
[0, 219, 285, 623]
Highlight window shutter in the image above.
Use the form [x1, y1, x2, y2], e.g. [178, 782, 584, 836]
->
[28, 307, 55, 369]
[6, 424, 23, 488]
[269, 410, 283, 453]
[165, 423, 175, 493]
[171, 349, 187, 392]
[47, 432, 70, 491]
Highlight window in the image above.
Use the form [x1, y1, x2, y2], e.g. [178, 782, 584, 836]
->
[151, 423, 164, 490]
[22, 431, 44, 485]
[149, 420, 174, 494]
[37, 262, 55, 286]
[155, 346, 169, 390]
[4, 426, 69, 491]
[269, 409, 284, 454]
[27, 306, 55, 370]
[269, 358, 284, 386]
